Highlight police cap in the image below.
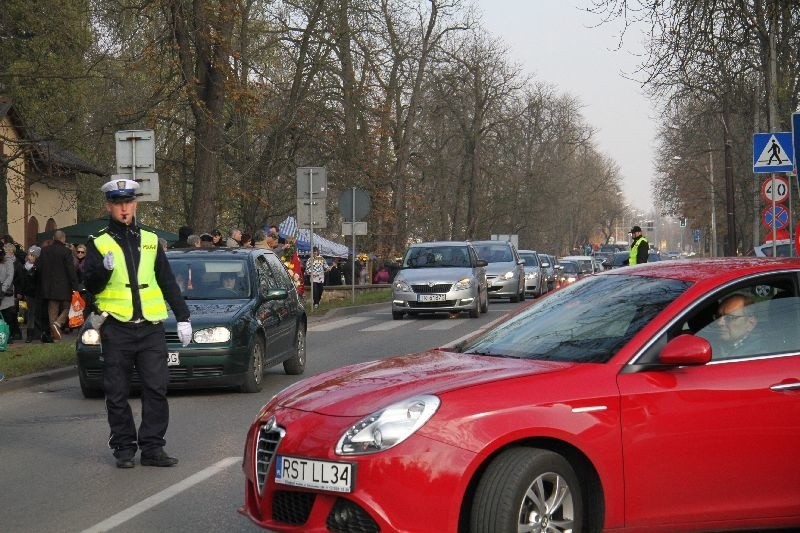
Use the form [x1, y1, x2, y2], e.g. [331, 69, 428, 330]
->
[101, 178, 140, 203]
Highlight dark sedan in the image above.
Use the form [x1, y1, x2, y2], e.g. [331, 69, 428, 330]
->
[76, 248, 307, 397]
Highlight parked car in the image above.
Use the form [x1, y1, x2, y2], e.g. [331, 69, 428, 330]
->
[749, 239, 792, 257]
[241, 258, 800, 532]
[471, 240, 526, 302]
[76, 248, 307, 397]
[391, 241, 488, 320]
[518, 249, 547, 297]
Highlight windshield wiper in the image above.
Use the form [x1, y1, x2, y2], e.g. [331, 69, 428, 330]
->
[463, 350, 518, 359]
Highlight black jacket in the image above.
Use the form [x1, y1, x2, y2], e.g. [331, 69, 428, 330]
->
[83, 217, 190, 322]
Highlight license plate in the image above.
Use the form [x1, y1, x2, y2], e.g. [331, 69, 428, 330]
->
[167, 352, 180, 366]
[418, 293, 446, 302]
[275, 455, 354, 493]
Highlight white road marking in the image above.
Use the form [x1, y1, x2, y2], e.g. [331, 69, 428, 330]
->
[308, 316, 371, 332]
[420, 320, 466, 330]
[361, 320, 416, 332]
[81, 456, 241, 533]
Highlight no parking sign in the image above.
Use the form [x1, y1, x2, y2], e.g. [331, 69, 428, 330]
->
[763, 204, 790, 230]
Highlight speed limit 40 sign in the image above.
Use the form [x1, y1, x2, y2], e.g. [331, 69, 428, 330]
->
[762, 176, 789, 203]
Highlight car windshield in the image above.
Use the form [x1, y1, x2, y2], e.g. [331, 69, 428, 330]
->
[460, 274, 691, 363]
[168, 258, 251, 299]
[612, 253, 628, 266]
[560, 261, 578, 274]
[473, 244, 513, 263]
[519, 253, 539, 266]
[402, 246, 471, 268]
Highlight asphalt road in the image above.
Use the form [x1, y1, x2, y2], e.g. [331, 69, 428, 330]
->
[0, 298, 526, 533]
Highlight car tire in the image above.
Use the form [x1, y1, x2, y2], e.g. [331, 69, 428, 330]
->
[480, 291, 489, 313]
[470, 448, 584, 533]
[510, 291, 520, 303]
[240, 336, 265, 393]
[392, 310, 404, 320]
[79, 373, 104, 399]
[283, 324, 306, 375]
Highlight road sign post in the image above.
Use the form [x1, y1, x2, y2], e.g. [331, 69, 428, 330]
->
[115, 130, 159, 202]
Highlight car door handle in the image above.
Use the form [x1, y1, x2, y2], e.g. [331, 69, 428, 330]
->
[770, 381, 800, 392]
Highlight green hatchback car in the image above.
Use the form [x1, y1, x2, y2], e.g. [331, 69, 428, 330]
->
[76, 247, 307, 398]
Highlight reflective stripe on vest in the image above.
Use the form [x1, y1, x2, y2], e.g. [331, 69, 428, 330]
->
[94, 230, 168, 322]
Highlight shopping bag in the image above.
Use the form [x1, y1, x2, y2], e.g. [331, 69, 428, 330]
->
[0, 316, 9, 352]
[68, 291, 86, 329]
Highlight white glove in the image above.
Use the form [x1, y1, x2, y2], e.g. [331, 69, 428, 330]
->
[177, 321, 192, 347]
[103, 251, 114, 271]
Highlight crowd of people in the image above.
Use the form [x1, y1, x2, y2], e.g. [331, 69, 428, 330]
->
[0, 223, 397, 345]
[0, 229, 84, 344]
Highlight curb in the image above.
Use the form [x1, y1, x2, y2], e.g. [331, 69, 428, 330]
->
[0, 365, 78, 395]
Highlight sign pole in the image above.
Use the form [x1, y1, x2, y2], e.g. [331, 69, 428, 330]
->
[351, 187, 356, 303]
[309, 168, 314, 313]
[772, 175, 778, 256]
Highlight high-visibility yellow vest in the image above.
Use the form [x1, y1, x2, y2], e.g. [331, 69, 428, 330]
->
[93, 229, 168, 322]
[629, 236, 648, 266]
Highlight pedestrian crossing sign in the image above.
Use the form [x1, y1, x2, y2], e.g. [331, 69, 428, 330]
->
[753, 132, 794, 173]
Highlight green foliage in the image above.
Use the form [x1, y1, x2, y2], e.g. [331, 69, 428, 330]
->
[0, 341, 75, 379]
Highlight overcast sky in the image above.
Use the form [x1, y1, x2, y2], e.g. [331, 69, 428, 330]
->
[474, 0, 656, 211]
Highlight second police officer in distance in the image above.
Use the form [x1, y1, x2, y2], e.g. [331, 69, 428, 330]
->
[83, 178, 192, 468]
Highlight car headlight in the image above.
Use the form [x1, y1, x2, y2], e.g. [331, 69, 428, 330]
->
[525, 272, 538, 280]
[81, 328, 101, 346]
[501, 271, 515, 280]
[192, 326, 232, 343]
[336, 394, 440, 455]
[453, 277, 473, 290]
[393, 279, 413, 293]
[567, 276, 577, 282]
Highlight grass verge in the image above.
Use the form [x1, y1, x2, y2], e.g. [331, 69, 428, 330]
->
[311, 288, 391, 313]
[0, 341, 76, 379]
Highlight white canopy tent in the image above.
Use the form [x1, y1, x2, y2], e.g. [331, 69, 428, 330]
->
[278, 216, 350, 258]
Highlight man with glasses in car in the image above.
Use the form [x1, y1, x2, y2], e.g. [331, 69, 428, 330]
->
[714, 293, 760, 358]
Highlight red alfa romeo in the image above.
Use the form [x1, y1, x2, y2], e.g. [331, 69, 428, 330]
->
[240, 258, 800, 532]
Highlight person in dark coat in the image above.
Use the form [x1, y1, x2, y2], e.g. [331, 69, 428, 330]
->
[37, 230, 79, 341]
[171, 225, 193, 249]
[21, 246, 43, 343]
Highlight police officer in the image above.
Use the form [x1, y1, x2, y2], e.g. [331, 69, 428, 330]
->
[628, 225, 649, 265]
[84, 178, 192, 469]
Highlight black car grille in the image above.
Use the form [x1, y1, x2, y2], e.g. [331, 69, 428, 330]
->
[272, 490, 315, 525]
[326, 498, 380, 533]
[256, 424, 284, 495]
[487, 286, 502, 292]
[84, 366, 223, 383]
[408, 300, 456, 308]
[411, 283, 452, 293]
[164, 332, 180, 344]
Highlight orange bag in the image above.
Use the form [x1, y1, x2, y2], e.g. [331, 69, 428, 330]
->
[68, 291, 86, 328]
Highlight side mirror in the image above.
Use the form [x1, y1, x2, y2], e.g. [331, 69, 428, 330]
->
[261, 287, 288, 301]
[475, 259, 488, 268]
[540, 261, 550, 268]
[519, 259, 526, 265]
[659, 334, 711, 366]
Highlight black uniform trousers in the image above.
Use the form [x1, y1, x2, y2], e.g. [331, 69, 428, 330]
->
[101, 319, 169, 458]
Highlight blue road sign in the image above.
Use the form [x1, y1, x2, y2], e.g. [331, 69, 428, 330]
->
[763, 204, 790, 230]
[793, 113, 800, 176]
[753, 132, 794, 173]
[692, 229, 701, 243]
